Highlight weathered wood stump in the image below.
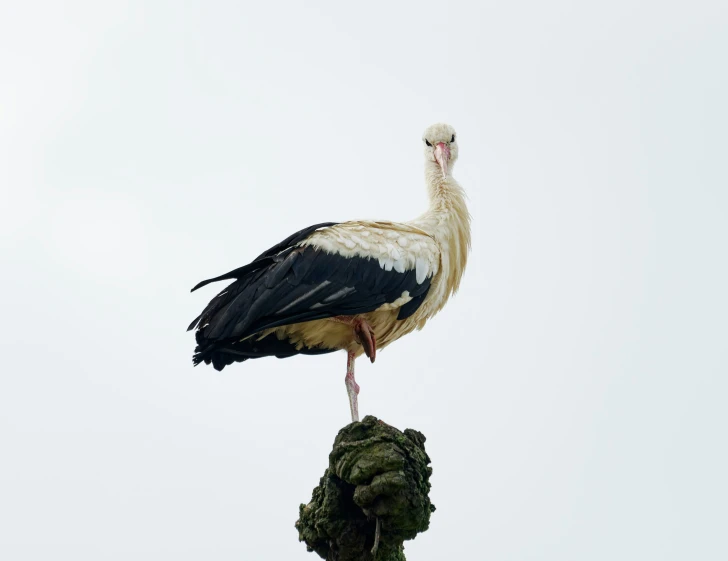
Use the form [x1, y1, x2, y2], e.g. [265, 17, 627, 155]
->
[296, 415, 435, 561]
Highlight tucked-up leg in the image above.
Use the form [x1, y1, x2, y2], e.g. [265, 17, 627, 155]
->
[330, 315, 377, 363]
[352, 318, 377, 363]
[344, 351, 360, 422]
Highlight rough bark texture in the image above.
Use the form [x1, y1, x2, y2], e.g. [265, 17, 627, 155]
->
[296, 415, 435, 561]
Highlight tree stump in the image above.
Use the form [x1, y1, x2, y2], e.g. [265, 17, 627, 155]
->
[296, 415, 435, 561]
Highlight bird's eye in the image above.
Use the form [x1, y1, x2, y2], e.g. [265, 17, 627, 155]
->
[451, 134, 455, 143]
[425, 139, 432, 147]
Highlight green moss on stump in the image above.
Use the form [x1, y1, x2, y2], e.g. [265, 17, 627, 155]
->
[296, 416, 435, 561]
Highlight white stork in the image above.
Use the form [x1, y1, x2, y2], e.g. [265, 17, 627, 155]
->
[188, 123, 471, 422]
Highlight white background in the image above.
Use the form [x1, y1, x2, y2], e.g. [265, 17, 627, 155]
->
[1, 1, 726, 559]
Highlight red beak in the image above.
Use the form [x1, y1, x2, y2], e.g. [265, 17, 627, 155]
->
[434, 142, 450, 178]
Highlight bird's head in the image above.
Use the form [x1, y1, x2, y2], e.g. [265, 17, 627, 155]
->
[423, 123, 458, 179]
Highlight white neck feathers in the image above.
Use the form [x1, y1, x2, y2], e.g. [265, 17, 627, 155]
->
[410, 164, 472, 297]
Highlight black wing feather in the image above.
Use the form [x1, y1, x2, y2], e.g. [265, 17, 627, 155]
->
[190, 222, 337, 293]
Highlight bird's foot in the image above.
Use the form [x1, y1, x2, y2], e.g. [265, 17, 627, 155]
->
[352, 318, 377, 363]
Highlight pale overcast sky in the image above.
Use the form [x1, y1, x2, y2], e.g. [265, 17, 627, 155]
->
[1, 1, 726, 560]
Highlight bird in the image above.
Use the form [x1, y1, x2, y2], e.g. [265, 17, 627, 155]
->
[188, 123, 471, 422]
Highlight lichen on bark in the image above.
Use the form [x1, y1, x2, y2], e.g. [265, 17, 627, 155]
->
[296, 415, 435, 561]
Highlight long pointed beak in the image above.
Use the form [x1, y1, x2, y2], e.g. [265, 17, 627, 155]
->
[434, 142, 451, 178]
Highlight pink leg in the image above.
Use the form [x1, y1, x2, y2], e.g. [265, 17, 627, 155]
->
[352, 318, 376, 363]
[344, 351, 360, 422]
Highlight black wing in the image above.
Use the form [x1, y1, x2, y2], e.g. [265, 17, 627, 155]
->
[188, 223, 432, 370]
[188, 222, 338, 293]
